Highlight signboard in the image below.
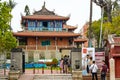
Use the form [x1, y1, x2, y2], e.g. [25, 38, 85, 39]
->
[82, 47, 95, 62]
[82, 47, 95, 75]
[95, 52, 105, 68]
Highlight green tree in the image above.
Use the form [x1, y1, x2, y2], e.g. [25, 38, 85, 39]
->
[92, 14, 120, 47]
[0, 1, 17, 75]
[91, 0, 120, 47]
[91, 20, 101, 47]
[93, 0, 120, 22]
[24, 5, 30, 16]
[7, 0, 16, 10]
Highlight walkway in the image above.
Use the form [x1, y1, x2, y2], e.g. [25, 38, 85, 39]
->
[18, 74, 34, 80]
[18, 69, 72, 80]
[33, 74, 72, 80]
[19, 74, 72, 80]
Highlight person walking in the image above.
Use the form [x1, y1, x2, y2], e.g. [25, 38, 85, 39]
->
[86, 54, 90, 74]
[60, 58, 64, 73]
[63, 55, 68, 73]
[100, 60, 108, 80]
[89, 61, 98, 80]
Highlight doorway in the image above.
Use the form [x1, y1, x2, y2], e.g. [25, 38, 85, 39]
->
[43, 22, 48, 28]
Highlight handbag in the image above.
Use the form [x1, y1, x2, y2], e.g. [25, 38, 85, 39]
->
[101, 72, 105, 76]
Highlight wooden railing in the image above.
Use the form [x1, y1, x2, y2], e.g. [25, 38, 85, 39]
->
[17, 45, 76, 50]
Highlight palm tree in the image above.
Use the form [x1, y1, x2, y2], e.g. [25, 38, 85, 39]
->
[7, 0, 17, 31]
[7, 0, 16, 9]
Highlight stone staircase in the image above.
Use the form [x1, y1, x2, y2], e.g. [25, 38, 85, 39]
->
[0, 76, 8, 80]
[33, 74, 72, 80]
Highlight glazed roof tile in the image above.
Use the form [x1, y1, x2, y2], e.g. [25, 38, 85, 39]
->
[22, 15, 69, 20]
[13, 31, 80, 37]
[22, 2, 69, 20]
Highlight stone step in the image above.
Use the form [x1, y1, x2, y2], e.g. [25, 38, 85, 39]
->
[0, 76, 8, 80]
[33, 74, 72, 80]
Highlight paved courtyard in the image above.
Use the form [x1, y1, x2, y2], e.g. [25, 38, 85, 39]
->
[18, 69, 72, 80]
[19, 74, 72, 80]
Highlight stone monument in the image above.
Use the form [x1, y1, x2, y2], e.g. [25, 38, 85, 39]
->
[9, 48, 25, 80]
[71, 48, 82, 80]
[110, 58, 115, 80]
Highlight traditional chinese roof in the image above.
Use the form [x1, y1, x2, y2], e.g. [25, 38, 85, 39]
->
[113, 37, 120, 46]
[22, 2, 69, 20]
[33, 2, 55, 15]
[22, 15, 69, 20]
[113, 37, 120, 43]
[13, 31, 80, 37]
[108, 34, 120, 46]
[63, 25, 77, 30]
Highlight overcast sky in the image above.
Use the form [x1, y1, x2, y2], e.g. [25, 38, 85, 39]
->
[3, 0, 101, 32]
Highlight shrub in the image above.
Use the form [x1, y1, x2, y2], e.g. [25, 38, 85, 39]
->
[52, 58, 58, 67]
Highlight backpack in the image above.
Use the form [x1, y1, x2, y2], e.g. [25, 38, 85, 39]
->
[63, 57, 68, 65]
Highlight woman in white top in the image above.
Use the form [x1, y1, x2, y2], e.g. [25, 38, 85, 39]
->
[89, 61, 98, 80]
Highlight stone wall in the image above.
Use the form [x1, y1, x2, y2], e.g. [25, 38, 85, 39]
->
[24, 50, 71, 62]
[11, 48, 24, 73]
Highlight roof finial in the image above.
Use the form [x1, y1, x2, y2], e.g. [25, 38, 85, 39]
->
[43, 1, 46, 8]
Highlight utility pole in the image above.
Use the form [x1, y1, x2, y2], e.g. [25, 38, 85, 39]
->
[88, 0, 93, 47]
[99, 6, 104, 48]
[93, 0, 107, 48]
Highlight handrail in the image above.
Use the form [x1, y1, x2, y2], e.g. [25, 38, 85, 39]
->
[17, 45, 75, 50]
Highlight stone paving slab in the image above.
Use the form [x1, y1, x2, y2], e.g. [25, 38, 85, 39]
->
[18, 74, 72, 80]
[18, 74, 34, 80]
[33, 74, 72, 80]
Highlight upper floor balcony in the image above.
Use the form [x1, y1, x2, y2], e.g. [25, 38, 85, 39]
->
[22, 27, 68, 32]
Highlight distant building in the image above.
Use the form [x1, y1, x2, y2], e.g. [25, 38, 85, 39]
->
[80, 22, 97, 48]
[13, 2, 86, 62]
[80, 22, 89, 47]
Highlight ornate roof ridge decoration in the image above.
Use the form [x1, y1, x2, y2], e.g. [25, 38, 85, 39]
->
[63, 24, 77, 30]
[33, 2, 55, 15]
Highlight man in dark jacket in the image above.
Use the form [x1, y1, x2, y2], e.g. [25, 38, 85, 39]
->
[100, 60, 108, 80]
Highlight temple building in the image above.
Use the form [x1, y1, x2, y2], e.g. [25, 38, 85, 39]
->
[13, 2, 86, 62]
